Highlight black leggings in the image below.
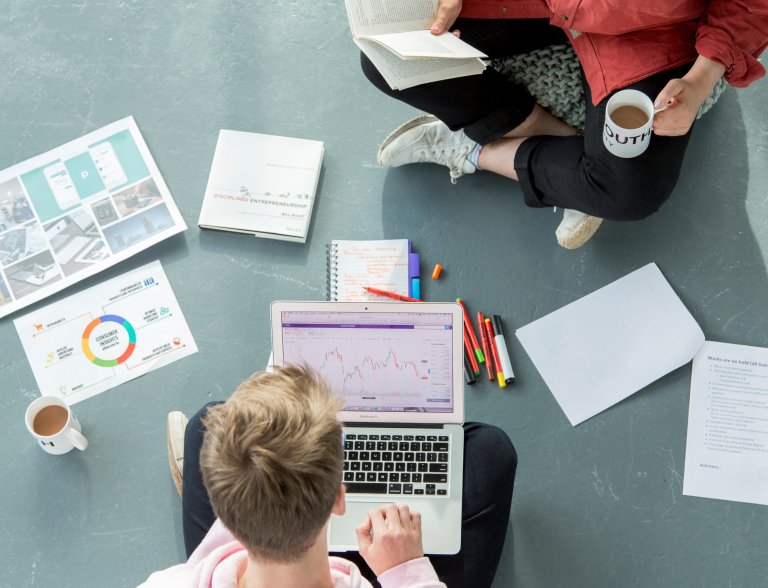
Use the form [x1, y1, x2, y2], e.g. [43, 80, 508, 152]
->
[182, 402, 517, 588]
[361, 18, 696, 221]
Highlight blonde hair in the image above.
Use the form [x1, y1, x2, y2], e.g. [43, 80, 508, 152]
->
[200, 364, 343, 562]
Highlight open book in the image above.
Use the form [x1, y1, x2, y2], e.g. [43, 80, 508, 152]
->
[344, 0, 487, 90]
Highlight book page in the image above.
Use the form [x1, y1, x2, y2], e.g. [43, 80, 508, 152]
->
[369, 30, 487, 59]
[355, 38, 485, 90]
[346, 0, 435, 37]
[683, 341, 768, 506]
[330, 239, 410, 302]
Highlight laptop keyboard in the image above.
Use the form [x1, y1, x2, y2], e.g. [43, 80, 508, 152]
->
[343, 433, 451, 497]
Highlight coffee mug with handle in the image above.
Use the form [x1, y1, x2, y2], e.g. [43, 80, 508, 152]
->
[25, 396, 88, 455]
[603, 89, 655, 158]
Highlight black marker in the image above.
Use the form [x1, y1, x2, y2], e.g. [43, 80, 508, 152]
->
[463, 354, 476, 385]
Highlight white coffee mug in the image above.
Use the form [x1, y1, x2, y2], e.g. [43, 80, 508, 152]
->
[603, 89, 655, 158]
[25, 396, 88, 455]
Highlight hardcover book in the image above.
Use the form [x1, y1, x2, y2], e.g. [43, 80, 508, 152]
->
[198, 130, 324, 243]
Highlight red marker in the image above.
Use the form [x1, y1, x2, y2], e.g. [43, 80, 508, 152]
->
[463, 327, 480, 376]
[485, 318, 506, 388]
[477, 312, 494, 381]
[457, 298, 484, 364]
[363, 286, 422, 302]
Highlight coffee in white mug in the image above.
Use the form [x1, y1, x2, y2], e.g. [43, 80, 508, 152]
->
[33, 405, 69, 436]
[25, 396, 88, 455]
[610, 105, 649, 130]
[603, 89, 655, 158]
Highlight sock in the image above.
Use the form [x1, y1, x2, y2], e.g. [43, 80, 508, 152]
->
[466, 143, 483, 170]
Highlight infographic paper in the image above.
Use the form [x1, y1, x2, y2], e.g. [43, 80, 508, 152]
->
[14, 260, 197, 404]
[0, 117, 186, 319]
[683, 341, 768, 506]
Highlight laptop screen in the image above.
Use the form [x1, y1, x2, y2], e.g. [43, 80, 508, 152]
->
[277, 309, 455, 413]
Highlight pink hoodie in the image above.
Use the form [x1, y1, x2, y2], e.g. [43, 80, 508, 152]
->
[138, 519, 447, 588]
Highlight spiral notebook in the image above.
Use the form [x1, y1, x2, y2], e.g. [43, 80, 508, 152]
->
[327, 239, 419, 301]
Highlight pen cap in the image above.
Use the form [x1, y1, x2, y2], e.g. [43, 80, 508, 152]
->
[492, 315, 504, 336]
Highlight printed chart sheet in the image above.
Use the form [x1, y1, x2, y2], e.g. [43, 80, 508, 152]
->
[683, 341, 768, 506]
[0, 117, 185, 318]
[14, 260, 197, 404]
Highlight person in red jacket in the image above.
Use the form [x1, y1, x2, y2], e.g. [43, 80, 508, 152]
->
[363, 0, 768, 249]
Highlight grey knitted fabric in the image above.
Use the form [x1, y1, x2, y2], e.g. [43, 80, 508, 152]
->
[492, 45, 727, 130]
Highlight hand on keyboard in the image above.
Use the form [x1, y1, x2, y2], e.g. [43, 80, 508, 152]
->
[355, 504, 425, 576]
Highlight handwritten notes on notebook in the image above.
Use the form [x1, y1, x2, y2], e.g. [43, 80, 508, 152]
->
[327, 239, 410, 302]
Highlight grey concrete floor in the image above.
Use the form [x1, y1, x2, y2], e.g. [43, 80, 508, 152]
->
[1, 2, 767, 587]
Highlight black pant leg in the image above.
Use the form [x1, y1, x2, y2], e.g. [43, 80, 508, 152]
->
[361, 19, 568, 143]
[181, 401, 224, 558]
[428, 423, 517, 588]
[514, 63, 696, 219]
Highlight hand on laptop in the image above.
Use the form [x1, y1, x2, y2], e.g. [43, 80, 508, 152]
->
[355, 504, 425, 576]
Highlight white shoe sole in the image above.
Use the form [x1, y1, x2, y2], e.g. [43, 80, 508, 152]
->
[167, 411, 188, 496]
[556, 216, 604, 250]
[377, 114, 438, 166]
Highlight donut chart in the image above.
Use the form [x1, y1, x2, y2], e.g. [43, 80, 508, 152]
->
[81, 314, 137, 367]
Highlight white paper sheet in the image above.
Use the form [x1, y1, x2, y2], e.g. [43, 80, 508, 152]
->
[0, 117, 186, 318]
[683, 341, 768, 505]
[516, 263, 704, 425]
[14, 260, 197, 404]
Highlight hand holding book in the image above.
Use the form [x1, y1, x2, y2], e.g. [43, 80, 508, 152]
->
[345, 0, 486, 90]
[429, 0, 462, 35]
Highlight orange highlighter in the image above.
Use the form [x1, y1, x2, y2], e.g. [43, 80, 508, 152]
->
[485, 317, 506, 388]
[478, 312, 494, 381]
[463, 327, 481, 376]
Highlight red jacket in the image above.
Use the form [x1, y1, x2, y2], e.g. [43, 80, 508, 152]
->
[459, 0, 768, 103]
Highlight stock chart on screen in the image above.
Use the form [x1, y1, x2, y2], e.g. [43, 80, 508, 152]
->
[280, 311, 454, 413]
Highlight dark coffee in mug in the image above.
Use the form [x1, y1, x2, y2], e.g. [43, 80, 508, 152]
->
[610, 105, 649, 129]
[33, 405, 68, 436]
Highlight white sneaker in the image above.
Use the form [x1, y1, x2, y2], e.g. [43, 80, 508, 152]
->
[555, 209, 603, 249]
[167, 411, 188, 496]
[377, 115, 477, 184]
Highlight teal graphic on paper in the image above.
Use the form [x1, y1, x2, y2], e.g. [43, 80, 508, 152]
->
[91, 130, 150, 191]
[64, 153, 105, 198]
[21, 129, 152, 223]
[20, 165, 78, 223]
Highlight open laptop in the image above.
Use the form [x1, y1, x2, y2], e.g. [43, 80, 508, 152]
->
[270, 300, 464, 554]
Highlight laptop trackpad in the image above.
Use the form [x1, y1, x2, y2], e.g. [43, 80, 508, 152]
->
[329, 501, 392, 551]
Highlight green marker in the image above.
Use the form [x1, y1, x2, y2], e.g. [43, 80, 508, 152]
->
[456, 297, 485, 364]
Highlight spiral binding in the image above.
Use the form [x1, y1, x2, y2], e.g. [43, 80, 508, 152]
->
[326, 242, 340, 301]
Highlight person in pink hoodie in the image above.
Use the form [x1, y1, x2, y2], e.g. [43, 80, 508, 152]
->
[140, 364, 516, 588]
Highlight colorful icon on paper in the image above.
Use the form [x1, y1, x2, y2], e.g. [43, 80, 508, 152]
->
[81, 314, 136, 367]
